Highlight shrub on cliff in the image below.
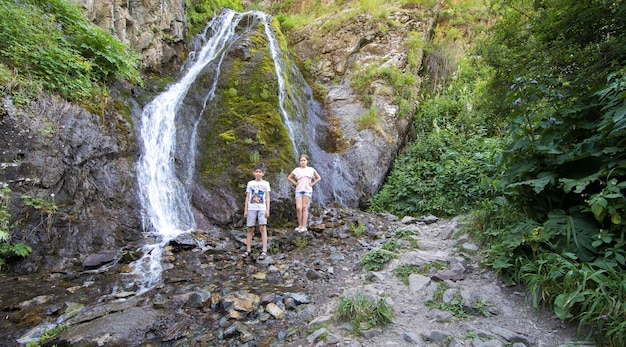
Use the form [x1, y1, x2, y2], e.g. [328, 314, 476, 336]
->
[0, 0, 141, 103]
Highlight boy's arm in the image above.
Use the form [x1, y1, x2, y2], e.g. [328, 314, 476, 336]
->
[265, 191, 270, 216]
[244, 191, 250, 216]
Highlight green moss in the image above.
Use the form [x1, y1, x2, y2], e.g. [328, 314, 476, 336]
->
[185, 0, 244, 37]
[195, 23, 297, 201]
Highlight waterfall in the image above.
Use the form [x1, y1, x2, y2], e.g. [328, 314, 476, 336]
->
[131, 9, 254, 292]
[260, 16, 354, 206]
[130, 9, 355, 292]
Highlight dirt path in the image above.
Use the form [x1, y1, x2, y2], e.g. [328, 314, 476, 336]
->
[293, 216, 589, 347]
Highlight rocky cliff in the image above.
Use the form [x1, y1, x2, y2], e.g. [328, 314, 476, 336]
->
[0, 1, 441, 273]
[0, 95, 142, 273]
[79, 0, 187, 74]
[290, 7, 438, 206]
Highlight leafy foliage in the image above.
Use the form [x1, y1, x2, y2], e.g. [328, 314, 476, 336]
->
[0, 186, 32, 270]
[360, 248, 397, 272]
[469, 0, 626, 344]
[393, 264, 420, 285]
[185, 0, 243, 36]
[368, 59, 502, 217]
[367, 0, 624, 343]
[0, 0, 140, 102]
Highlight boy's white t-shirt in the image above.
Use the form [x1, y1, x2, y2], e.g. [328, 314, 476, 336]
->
[291, 166, 317, 193]
[246, 179, 271, 211]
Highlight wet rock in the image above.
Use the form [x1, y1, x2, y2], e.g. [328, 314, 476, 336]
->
[306, 268, 323, 280]
[404, 331, 421, 344]
[433, 262, 466, 281]
[307, 327, 329, 344]
[400, 216, 418, 224]
[222, 290, 260, 313]
[427, 308, 454, 322]
[285, 292, 311, 304]
[46, 306, 164, 346]
[82, 252, 118, 268]
[408, 273, 430, 293]
[422, 215, 439, 224]
[2, 214, 584, 347]
[423, 330, 451, 343]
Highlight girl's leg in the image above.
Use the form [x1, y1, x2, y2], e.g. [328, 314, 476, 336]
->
[295, 196, 304, 229]
[300, 195, 310, 229]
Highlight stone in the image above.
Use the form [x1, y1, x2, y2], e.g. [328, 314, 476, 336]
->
[82, 252, 118, 268]
[265, 302, 285, 319]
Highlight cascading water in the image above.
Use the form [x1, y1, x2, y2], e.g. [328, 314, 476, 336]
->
[129, 9, 346, 293]
[261, 17, 308, 157]
[132, 10, 258, 292]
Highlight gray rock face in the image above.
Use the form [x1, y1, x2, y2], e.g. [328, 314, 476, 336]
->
[78, 0, 187, 73]
[0, 95, 142, 273]
[290, 10, 438, 206]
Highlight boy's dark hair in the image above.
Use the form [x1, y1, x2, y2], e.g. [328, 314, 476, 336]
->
[253, 163, 266, 173]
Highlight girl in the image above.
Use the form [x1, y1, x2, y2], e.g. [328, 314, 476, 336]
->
[287, 154, 321, 233]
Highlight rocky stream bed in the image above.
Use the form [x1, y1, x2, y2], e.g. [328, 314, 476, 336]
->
[0, 208, 592, 347]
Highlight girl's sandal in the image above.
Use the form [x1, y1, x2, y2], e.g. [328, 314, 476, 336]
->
[258, 252, 267, 260]
[242, 251, 250, 258]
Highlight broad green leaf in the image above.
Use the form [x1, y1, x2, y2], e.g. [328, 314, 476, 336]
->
[591, 202, 605, 220]
[554, 294, 574, 319]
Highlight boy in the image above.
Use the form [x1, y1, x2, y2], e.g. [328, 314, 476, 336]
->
[243, 164, 271, 260]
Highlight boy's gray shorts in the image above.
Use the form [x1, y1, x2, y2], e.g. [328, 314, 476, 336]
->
[247, 210, 267, 227]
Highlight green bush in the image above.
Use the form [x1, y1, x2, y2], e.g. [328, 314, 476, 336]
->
[185, 0, 243, 37]
[393, 264, 419, 285]
[472, 1, 626, 344]
[349, 220, 367, 238]
[368, 55, 501, 218]
[0, 0, 140, 102]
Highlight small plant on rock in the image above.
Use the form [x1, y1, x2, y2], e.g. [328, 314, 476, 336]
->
[268, 243, 281, 254]
[0, 185, 32, 270]
[361, 248, 397, 271]
[426, 282, 470, 319]
[394, 264, 420, 285]
[349, 220, 367, 238]
[395, 228, 420, 249]
[292, 236, 308, 249]
[335, 291, 394, 334]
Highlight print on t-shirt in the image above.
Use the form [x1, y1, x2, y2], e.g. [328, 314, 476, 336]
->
[250, 188, 266, 205]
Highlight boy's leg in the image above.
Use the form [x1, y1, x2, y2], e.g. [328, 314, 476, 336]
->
[246, 227, 254, 253]
[259, 224, 267, 253]
[245, 210, 258, 254]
